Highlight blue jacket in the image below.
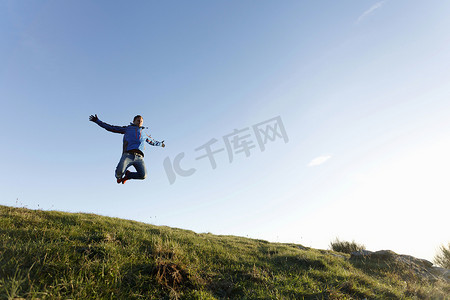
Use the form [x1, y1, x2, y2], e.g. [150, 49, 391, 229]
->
[94, 119, 163, 156]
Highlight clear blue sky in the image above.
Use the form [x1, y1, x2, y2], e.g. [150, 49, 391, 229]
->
[1, 0, 449, 262]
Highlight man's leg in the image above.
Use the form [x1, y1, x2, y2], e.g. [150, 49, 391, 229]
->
[128, 156, 147, 180]
[115, 153, 133, 181]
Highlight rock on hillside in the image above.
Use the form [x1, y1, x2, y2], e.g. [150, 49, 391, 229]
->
[350, 249, 450, 282]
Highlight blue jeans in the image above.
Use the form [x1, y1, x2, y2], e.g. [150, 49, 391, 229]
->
[115, 153, 147, 180]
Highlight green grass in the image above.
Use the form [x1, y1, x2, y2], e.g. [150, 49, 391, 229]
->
[329, 238, 366, 254]
[0, 205, 448, 299]
[434, 243, 450, 269]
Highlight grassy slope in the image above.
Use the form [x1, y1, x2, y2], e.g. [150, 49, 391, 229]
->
[0, 205, 448, 299]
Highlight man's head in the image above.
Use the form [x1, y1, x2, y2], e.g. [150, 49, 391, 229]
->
[133, 115, 143, 127]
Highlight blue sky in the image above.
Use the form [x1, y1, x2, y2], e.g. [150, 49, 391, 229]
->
[1, 0, 450, 262]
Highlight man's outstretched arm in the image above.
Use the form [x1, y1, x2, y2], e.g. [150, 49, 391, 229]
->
[89, 114, 126, 134]
[146, 136, 165, 147]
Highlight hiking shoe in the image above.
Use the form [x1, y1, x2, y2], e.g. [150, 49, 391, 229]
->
[122, 171, 131, 184]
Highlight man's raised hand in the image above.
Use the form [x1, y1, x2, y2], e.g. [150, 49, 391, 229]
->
[89, 114, 98, 122]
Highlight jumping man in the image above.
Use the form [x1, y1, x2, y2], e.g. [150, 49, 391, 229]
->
[89, 114, 165, 184]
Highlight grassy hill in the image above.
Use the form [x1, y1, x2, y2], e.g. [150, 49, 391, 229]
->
[0, 205, 448, 299]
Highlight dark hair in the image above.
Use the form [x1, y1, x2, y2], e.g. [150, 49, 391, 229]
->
[133, 115, 142, 122]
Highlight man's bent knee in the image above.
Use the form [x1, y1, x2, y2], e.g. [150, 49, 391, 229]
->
[134, 170, 147, 180]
